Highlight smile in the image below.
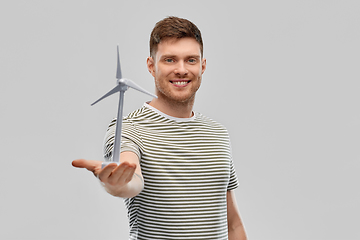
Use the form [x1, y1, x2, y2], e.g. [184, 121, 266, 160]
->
[170, 80, 191, 86]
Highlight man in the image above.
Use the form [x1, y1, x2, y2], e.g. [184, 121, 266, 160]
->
[73, 16, 247, 240]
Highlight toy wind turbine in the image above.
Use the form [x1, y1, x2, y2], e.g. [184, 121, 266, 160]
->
[91, 46, 157, 168]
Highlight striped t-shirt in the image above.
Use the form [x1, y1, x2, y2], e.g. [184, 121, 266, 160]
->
[103, 103, 239, 240]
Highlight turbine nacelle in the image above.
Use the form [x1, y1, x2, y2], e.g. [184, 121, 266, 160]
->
[91, 77, 157, 106]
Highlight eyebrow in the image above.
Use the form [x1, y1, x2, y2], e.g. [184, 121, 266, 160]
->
[161, 54, 201, 59]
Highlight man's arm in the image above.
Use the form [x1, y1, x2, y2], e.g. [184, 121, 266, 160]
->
[227, 190, 247, 240]
[72, 151, 143, 198]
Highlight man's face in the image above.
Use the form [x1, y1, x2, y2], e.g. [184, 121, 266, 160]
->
[147, 37, 206, 104]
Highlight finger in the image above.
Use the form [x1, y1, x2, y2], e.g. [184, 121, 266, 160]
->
[72, 159, 97, 173]
[106, 162, 134, 185]
[72, 159, 104, 176]
[72, 159, 88, 168]
[106, 163, 128, 185]
[72, 159, 99, 170]
[110, 162, 136, 185]
[98, 163, 118, 182]
[122, 165, 136, 183]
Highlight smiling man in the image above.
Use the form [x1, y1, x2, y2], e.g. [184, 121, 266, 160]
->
[147, 36, 205, 118]
[73, 16, 247, 240]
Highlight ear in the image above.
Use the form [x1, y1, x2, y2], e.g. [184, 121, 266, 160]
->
[201, 58, 207, 75]
[147, 57, 156, 77]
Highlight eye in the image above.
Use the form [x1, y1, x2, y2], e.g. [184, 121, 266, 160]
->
[187, 58, 197, 64]
[164, 58, 174, 63]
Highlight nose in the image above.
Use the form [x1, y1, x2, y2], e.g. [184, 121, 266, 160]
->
[174, 61, 188, 76]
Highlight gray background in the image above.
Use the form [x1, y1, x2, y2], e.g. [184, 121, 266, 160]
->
[1, 1, 359, 239]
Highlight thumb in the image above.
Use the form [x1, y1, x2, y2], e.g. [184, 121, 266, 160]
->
[72, 159, 100, 172]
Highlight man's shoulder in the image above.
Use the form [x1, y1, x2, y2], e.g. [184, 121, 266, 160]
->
[106, 105, 149, 129]
[124, 105, 149, 120]
[195, 112, 228, 131]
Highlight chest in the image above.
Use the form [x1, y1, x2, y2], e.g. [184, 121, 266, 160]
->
[137, 123, 232, 189]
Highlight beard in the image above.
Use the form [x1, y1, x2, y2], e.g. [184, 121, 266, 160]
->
[154, 78, 201, 105]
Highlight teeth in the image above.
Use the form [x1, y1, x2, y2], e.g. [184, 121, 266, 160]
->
[172, 81, 189, 85]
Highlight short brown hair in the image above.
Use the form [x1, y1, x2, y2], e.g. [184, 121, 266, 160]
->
[149, 16, 203, 58]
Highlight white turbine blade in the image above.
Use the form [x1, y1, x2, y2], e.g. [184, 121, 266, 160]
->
[121, 78, 158, 98]
[91, 85, 121, 106]
[116, 45, 122, 79]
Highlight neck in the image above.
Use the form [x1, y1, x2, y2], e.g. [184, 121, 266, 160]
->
[148, 96, 195, 118]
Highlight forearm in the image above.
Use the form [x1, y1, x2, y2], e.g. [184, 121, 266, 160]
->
[228, 224, 247, 240]
[102, 173, 143, 198]
[227, 190, 247, 240]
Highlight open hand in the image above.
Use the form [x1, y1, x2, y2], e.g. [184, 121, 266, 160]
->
[72, 159, 136, 187]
